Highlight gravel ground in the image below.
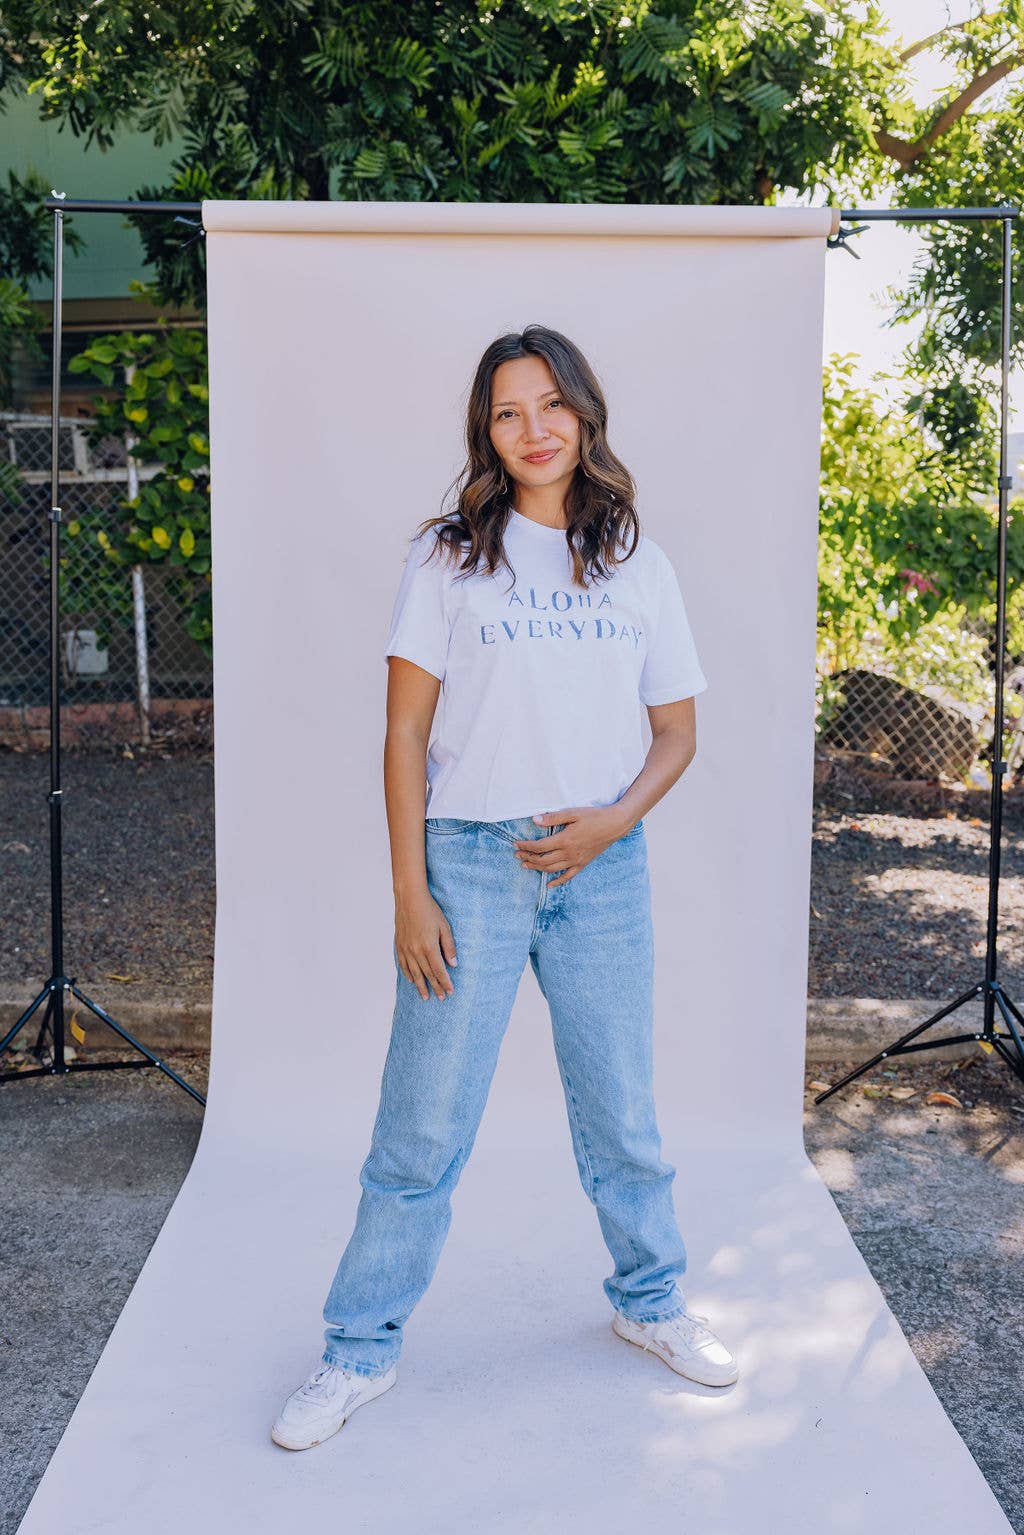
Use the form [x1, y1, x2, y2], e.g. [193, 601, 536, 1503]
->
[2, 748, 1024, 1004]
[0, 750, 215, 994]
[809, 806, 1024, 1000]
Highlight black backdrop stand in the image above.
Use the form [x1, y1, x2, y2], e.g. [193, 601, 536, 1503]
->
[0, 195, 206, 1105]
[817, 203, 1024, 1102]
[0, 197, 1020, 1109]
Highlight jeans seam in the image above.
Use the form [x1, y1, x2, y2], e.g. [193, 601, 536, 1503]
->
[561, 1068, 597, 1201]
[477, 824, 518, 846]
[563, 1067, 642, 1273]
[528, 821, 554, 948]
[373, 1045, 391, 1137]
[371, 990, 398, 1136]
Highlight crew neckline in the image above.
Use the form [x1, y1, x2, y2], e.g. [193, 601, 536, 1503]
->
[509, 507, 569, 538]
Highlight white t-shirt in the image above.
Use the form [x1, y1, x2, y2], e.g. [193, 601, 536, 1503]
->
[384, 507, 708, 822]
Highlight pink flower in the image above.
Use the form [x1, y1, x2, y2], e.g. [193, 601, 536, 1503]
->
[898, 568, 939, 595]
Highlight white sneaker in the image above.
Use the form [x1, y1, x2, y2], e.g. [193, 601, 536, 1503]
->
[612, 1307, 739, 1386]
[270, 1358, 398, 1450]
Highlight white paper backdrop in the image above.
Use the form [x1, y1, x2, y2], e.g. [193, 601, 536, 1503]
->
[15, 201, 1011, 1535]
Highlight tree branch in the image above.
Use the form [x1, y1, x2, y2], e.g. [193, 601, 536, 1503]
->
[899, 17, 977, 65]
[876, 51, 1024, 168]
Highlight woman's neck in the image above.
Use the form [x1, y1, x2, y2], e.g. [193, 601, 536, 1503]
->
[512, 484, 569, 531]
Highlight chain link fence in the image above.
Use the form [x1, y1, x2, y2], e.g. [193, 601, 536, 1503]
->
[1, 411, 212, 743]
[817, 621, 1024, 789]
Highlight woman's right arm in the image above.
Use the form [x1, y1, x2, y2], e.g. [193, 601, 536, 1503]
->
[384, 655, 457, 1002]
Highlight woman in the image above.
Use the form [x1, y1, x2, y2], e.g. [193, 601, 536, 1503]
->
[271, 324, 738, 1453]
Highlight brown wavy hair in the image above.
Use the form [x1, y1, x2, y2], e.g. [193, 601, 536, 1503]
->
[413, 324, 640, 592]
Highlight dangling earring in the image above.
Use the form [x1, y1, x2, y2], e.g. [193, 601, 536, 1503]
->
[497, 466, 508, 496]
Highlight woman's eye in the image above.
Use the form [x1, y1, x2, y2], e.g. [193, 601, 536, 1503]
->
[494, 399, 562, 420]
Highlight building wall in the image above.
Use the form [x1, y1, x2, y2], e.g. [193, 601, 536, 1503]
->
[2, 90, 185, 302]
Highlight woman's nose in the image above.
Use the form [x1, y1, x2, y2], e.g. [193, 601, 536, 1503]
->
[522, 412, 551, 443]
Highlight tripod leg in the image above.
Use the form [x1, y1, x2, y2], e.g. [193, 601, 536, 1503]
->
[32, 988, 57, 1060]
[0, 982, 53, 1056]
[989, 1034, 1024, 1084]
[814, 981, 983, 1104]
[68, 984, 206, 1107]
[992, 984, 1024, 1030]
[990, 988, 1024, 1073]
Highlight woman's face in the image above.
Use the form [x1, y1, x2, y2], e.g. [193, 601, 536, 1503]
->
[488, 355, 581, 493]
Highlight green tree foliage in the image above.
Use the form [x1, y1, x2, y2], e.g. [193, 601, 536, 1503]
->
[65, 306, 213, 654]
[0, 167, 85, 413]
[1, 0, 906, 308]
[870, 5, 1024, 465]
[819, 353, 1024, 732]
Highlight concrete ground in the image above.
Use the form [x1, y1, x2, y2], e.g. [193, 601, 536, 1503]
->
[1, 1048, 1021, 1535]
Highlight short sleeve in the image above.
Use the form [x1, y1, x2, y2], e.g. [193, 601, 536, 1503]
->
[639, 547, 708, 706]
[384, 531, 452, 683]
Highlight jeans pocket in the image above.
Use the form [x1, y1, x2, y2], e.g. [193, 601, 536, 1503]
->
[425, 817, 478, 836]
[621, 818, 645, 839]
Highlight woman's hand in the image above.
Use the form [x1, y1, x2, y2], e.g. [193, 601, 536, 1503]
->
[513, 807, 628, 888]
[394, 888, 458, 1000]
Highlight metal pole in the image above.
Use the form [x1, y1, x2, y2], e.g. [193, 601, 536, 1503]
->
[981, 214, 1015, 1014]
[47, 200, 67, 1071]
[124, 362, 152, 748]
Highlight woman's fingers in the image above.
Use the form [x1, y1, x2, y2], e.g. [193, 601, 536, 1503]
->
[396, 910, 457, 1001]
[513, 848, 582, 883]
[518, 852, 572, 874]
[429, 947, 455, 998]
[438, 918, 458, 970]
[412, 943, 454, 999]
[516, 844, 567, 867]
[547, 867, 580, 888]
[398, 954, 430, 1000]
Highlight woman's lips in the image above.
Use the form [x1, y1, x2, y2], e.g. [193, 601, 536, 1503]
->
[523, 449, 559, 463]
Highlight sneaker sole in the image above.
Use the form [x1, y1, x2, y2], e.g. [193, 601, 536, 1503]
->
[612, 1313, 739, 1387]
[270, 1364, 398, 1450]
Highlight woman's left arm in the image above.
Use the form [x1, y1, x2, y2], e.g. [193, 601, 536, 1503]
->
[515, 697, 698, 886]
[600, 696, 698, 837]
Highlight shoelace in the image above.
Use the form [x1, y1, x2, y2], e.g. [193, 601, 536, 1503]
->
[640, 1311, 714, 1355]
[300, 1362, 350, 1402]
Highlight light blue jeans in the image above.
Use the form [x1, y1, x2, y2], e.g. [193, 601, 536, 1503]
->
[321, 813, 688, 1376]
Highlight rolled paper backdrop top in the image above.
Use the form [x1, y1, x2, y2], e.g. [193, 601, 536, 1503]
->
[201, 199, 842, 239]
